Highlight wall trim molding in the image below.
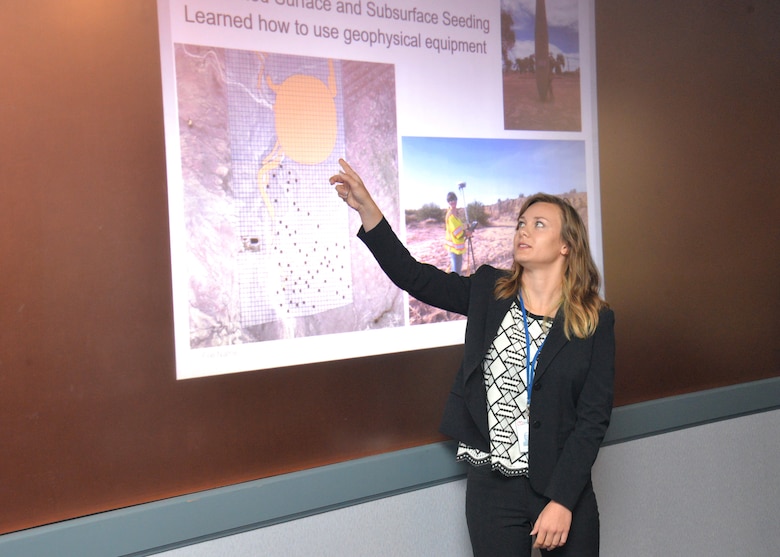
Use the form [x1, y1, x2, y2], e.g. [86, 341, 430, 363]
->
[3, 376, 778, 557]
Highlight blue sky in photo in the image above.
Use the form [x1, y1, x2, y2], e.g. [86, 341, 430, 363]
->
[501, 0, 580, 70]
[401, 136, 586, 209]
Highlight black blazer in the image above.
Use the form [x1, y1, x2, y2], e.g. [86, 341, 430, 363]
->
[359, 218, 615, 511]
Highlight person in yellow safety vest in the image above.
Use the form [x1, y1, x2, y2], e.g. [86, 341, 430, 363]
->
[445, 191, 472, 275]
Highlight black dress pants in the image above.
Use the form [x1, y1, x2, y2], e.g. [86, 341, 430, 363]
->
[465, 464, 600, 557]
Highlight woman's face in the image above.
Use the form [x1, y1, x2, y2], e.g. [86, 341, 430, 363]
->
[513, 202, 569, 268]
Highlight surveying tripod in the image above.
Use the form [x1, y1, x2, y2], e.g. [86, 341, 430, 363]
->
[458, 182, 478, 274]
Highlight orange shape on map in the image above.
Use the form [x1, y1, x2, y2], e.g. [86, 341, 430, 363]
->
[266, 59, 337, 165]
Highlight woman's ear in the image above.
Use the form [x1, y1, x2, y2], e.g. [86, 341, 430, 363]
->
[561, 244, 570, 255]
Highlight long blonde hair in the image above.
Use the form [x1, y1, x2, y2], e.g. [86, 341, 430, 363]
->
[494, 194, 606, 339]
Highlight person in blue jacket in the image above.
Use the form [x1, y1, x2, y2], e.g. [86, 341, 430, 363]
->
[331, 159, 615, 556]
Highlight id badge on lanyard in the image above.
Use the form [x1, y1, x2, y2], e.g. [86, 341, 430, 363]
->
[513, 417, 530, 452]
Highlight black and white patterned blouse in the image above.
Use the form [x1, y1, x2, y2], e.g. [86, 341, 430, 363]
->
[456, 301, 552, 476]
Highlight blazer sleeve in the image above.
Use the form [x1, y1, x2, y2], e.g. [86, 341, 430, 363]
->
[543, 309, 616, 510]
[358, 217, 472, 315]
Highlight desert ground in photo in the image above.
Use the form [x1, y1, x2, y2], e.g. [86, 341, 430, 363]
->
[503, 73, 581, 132]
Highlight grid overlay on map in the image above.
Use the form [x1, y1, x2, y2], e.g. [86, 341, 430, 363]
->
[225, 50, 352, 327]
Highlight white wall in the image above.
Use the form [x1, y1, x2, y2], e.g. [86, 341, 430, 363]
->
[161, 409, 780, 557]
[596, 408, 780, 556]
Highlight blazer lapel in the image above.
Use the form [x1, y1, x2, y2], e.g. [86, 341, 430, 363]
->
[484, 296, 514, 355]
[534, 311, 568, 382]
[462, 295, 513, 384]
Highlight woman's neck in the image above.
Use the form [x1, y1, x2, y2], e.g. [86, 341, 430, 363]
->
[521, 271, 563, 318]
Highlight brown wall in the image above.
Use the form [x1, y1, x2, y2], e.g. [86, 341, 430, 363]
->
[1, 0, 777, 534]
[595, 0, 779, 403]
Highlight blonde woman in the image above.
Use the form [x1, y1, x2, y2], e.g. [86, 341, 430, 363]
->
[331, 159, 614, 557]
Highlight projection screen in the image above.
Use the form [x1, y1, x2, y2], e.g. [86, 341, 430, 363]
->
[157, 0, 602, 379]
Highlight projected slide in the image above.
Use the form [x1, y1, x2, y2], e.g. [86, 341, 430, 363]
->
[157, 0, 601, 378]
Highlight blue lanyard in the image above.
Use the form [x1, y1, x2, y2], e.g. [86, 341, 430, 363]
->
[518, 295, 546, 405]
